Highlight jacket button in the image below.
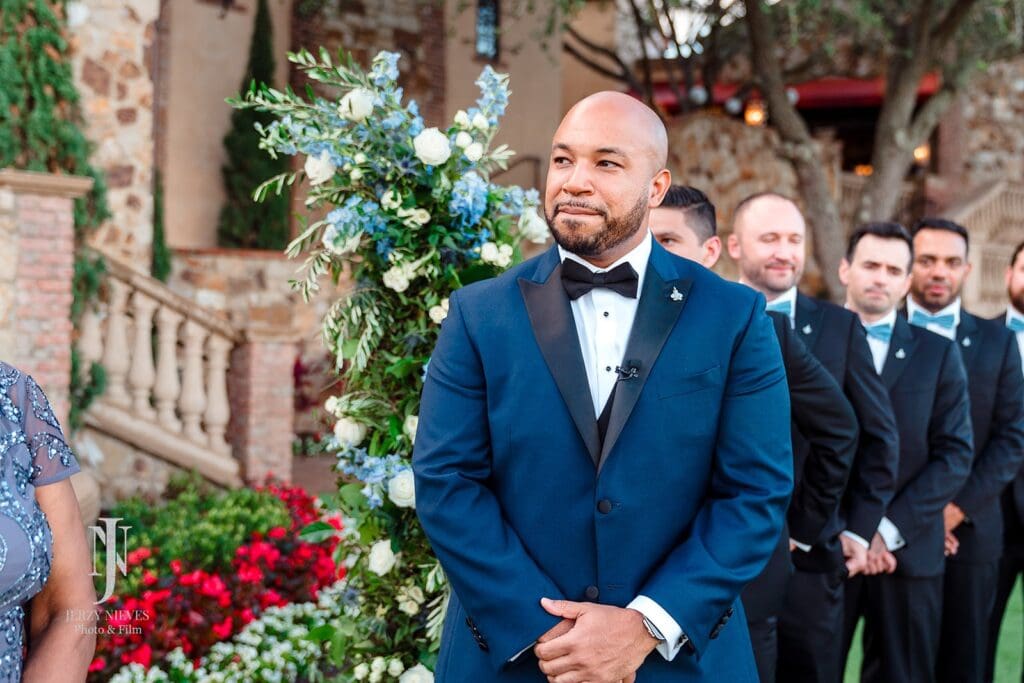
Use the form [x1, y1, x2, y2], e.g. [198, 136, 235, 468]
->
[597, 499, 612, 514]
[585, 585, 600, 600]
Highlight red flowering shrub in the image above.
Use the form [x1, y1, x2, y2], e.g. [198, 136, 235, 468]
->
[87, 481, 344, 681]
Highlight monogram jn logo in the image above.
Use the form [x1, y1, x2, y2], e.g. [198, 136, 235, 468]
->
[89, 517, 131, 604]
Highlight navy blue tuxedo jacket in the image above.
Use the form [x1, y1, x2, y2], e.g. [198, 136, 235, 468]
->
[882, 316, 974, 576]
[414, 243, 793, 681]
[993, 311, 1024, 556]
[946, 310, 1024, 562]
[792, 294, 900, 572]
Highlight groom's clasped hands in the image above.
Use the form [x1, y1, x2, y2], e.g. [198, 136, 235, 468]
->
[533, 597, 659, 683]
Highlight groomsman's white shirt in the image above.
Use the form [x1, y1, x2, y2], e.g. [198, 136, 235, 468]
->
[852, 309, 906, 551]
[906, 297, 961, 341]
[557, 231, 686, 661]
[1008, 307, 1024, 369]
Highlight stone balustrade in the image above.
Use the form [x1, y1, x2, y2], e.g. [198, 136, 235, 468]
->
[78, 257, 244, 487]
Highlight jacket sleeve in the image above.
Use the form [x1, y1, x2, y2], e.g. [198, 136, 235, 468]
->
[782, 323, 859, 546]
[952, 332, 1024, 518]
[413, 290, 564, 670]
[636, 298, 793, 659]
[842, 319, 900, 541]
[887, 342, 975, 545]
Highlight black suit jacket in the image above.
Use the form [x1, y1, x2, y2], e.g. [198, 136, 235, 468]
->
[994, 311, 1024, 555]
[743, 312, 859, 620]
[945, 310, 1024, 562]
[881, 317, 974, 577]
[791, 294, 900, 573]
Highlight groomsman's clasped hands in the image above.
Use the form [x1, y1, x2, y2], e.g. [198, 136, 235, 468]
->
[411, 90, 1024, 683]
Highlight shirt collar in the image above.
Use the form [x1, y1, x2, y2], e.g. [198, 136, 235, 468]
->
[558, 231, 652, 296]
[1008, 306, 1024, 328]
[907, 296, 961, 328]
[860, 308, 898, 333]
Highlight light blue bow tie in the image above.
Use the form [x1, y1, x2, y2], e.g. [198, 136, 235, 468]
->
[766, 299, 793, 316]
[1009, 316, 1024, 333]
[910, 309, 956, 330]
[865, 323, 893, 343]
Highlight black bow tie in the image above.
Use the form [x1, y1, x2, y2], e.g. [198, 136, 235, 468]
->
[560, 259, 639, 300]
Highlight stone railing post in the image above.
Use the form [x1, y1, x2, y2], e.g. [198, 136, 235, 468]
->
[228, 324, 300, 485]
[0, 170, 93, 427]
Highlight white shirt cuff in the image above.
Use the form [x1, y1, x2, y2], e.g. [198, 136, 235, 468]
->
[628, 595, 686, 661]
[790, 538, 812, 552]
[877, 516, 906, 551]
[841, 530, 870, 550]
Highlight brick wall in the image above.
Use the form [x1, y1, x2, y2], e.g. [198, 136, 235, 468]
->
[0, 171, 93, 426]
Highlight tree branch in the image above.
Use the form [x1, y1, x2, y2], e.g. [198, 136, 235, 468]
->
[931, 0, 981, 53]
[561, 41, 633, 88]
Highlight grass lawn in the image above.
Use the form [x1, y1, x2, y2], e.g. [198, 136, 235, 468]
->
[844, 579, 1022, 682]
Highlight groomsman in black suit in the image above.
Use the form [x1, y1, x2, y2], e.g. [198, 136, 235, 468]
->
[650, 186, 859, 683]
[727, 193, 899, 683]
[907, 219, 1024, 683]
[838, 222, 974, 683]
[985, 239, 1024, 683]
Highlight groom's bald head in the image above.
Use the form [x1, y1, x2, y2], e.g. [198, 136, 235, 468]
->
[557, 92, 668, 177]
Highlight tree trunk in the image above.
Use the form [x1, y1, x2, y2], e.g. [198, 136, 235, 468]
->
[744, 0, 846, 300]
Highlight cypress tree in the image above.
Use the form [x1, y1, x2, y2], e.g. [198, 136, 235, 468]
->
[217, 0, 290, 249]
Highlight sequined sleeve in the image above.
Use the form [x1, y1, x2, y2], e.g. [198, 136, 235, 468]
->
[17, 374, 80, 486]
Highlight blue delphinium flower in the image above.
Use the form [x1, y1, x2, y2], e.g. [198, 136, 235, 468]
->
[449, 172, 489, 228]
[475, 65, 510, 123]
[370, 51, 401, 87]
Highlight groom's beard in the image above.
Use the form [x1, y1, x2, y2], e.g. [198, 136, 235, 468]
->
[546, 193, 647, 259]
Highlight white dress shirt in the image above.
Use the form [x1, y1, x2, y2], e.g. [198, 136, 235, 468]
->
[906, 297, 961, 341]
[860, 309, 898, 375]
[1007, 307, 1024, 370]
[554, 232, 686, 661]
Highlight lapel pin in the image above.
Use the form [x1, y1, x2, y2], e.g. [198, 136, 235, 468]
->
[962, 337, 971, 347]
[802, 324, 812, 335]
[669, 287, 684, 302]
[895, 348, 906, 359]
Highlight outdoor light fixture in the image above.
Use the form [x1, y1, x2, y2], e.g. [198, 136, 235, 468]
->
[854, 164, 874, 177]
[744, 99, 767, 126]
[913, 143, 931, 165]
[725, 97, 743, 115]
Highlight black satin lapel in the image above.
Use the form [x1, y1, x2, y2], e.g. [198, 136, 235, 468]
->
[519, 267, 602, 466]
[795, 294, 825, 351]
[597, 269, 692, 471]
[956, 313, 981, 371]
[881, 317, 917, 390]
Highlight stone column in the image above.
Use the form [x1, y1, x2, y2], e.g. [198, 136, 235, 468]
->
[228, 325, 300, 485]
[0, 170, 94, 427]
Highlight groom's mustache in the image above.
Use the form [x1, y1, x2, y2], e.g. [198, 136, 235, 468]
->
[553, 200, 608, 217]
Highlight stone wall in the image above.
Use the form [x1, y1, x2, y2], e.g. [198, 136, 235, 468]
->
[67, 0, 159, 269]
[961, 55, 1024, 188]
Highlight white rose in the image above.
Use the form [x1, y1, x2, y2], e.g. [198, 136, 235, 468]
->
[304, 150, 336, 186]
[398, 599, 420, 616]
[371, 657, 386, 673]
[405, 585, 425, 604]
[388, 470, 416, 509]
[350, 168, 363, 182]
[324, 396, 340, 415]
[413, 128, 452, 166]
[464, 142, 484, 162]
[369, 672, 382, 683]
[480, 242, 500, 264]
[472, 113, 490, 130]
[333, 417, 367, 447]
[399, 664, 434, 683]
[518, 208, 550, 244]
[367, 539, 397, 576]
[382, 265, 411, 293]
[354, 152, 367, 164]
[339, 88, 375, 122]
[454, 131, 473, 149]
[353, 663, 369, 680]
[496, 252, 513, 269]
[388, 659, 405, 677]
[454, 110, 471, 128]
[381, 189, 402, 210]
[428, 305, 446, 324]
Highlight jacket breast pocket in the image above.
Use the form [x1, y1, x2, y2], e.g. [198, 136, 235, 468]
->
[656, 364, 722, 400]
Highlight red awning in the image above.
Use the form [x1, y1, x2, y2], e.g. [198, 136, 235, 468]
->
[647, 73, 940, 112]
